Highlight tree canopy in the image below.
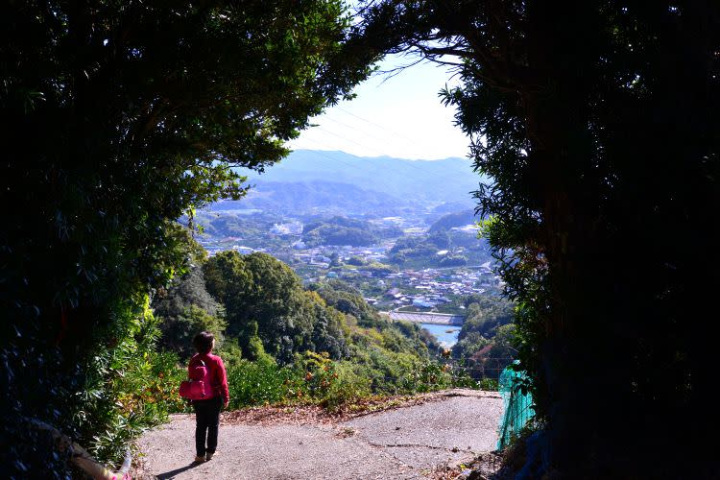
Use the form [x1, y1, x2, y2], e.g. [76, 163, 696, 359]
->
[203, 251, 348, 362]
[355, 1, 720, 477]
[1, 1, 375, 476]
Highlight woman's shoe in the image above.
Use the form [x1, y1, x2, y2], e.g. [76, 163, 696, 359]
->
[194, 455, 206, 463]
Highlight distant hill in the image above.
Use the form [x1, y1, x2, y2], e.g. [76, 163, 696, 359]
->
[428, 209, 479, 233]
[236, 150, 489, 210]
[210, 180, 409, 216]
[302, 216, 404, 247]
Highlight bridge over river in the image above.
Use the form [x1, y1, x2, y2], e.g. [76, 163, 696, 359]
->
[383, 311, 465, 326]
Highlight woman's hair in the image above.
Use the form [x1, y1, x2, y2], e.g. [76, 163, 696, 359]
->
[193, 331, 214, 354]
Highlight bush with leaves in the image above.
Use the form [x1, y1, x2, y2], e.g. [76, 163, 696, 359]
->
[226, 357, 296, 408]
[356, 1, 720, 475]
[71, 298, 186, 465]
[0, 0, 375, 474]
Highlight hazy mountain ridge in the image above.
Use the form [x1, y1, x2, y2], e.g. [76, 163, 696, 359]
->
[227, 150, 487, 213]
[210, 180, 409, 215]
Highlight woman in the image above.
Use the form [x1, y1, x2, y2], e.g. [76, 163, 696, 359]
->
[189, 331, 229, 463]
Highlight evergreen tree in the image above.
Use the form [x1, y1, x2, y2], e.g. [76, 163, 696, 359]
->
[356, 1, 720, 477]
[0, 1, 373, 475]
[203, 251, 348, 362]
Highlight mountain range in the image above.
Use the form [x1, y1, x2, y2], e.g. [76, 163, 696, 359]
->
[210, 150, 489, 215]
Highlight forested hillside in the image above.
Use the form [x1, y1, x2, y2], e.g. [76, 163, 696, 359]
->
[451, 295, 516, 382]
[152, 243, 460, 411]
[428, 210, 478, 233]
[0, 1, 378, 476]
[219, 180, 409, 216]
[302, 216, 403, 247]
[387, 229, 491, 268]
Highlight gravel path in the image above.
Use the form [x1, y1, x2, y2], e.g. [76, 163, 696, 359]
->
[137, 389, 503, 480]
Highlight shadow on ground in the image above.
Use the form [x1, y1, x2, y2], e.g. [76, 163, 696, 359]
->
[156, 462, 201, 479]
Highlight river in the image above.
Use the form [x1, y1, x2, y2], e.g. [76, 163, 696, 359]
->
[420, 323, 461, 348]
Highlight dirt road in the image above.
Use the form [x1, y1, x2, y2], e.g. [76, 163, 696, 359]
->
[137, 389, 503, 480]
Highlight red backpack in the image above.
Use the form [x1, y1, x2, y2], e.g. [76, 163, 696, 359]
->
[179, 357, 214, 400]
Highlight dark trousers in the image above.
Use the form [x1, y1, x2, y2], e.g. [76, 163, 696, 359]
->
[193, 396, 222, 456]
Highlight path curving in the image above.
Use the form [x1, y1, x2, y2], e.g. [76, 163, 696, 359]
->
[137, 389, 503, 480]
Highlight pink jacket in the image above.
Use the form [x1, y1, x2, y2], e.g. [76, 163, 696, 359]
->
[188, 353, 229, 403]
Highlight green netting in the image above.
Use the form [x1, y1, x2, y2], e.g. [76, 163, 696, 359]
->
[498, 362, 534, 450]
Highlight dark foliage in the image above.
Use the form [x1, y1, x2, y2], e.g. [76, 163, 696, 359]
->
[152, 266, 226, 358]
[356, 1, 720, 477]
[312, 279, 380, 327]
[0, 1, 373, 476]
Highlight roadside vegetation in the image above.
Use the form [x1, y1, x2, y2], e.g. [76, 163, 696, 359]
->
[153, 239, 481, 416]
[1, 1, 377, 475]
[7, 0, 713, 478]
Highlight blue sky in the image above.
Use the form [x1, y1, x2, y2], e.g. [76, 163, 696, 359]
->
[288, 55, 471, 161]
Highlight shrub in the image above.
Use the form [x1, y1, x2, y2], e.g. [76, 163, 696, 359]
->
[322, 362, 373, 409]
[479, 378, 500, 391]
[74, 302, 186, 464]
[226, 357, 295, 407]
